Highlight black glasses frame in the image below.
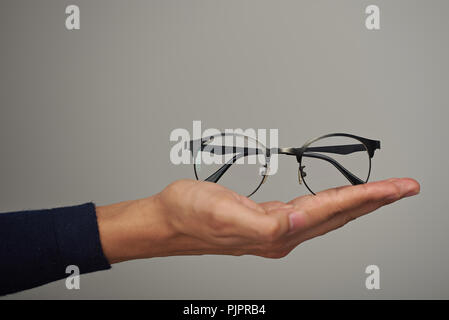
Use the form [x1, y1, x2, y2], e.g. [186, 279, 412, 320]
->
[189, 133, 381, 197]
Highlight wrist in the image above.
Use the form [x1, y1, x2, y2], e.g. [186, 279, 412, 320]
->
[96, 194, 179, 264]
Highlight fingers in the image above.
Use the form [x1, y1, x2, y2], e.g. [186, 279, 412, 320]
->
[204, 177, 420, 253]
[288, 178, 420, 232]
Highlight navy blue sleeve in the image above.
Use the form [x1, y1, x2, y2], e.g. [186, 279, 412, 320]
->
[0, 203, 111, 295]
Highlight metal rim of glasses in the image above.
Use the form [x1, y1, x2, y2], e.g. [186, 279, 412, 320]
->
[192, 132, 269, 197]
[298, 133, 372, 195]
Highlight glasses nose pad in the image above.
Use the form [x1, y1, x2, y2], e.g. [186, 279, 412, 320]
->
[259, 165, 270, 184]
[298, 165, 307, 184]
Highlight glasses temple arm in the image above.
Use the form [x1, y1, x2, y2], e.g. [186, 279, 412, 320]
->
[302, 152, 365, 185]
[204, 153, 246, 183]
[304, 144, 367, 155]
[196, 143, 370, 157]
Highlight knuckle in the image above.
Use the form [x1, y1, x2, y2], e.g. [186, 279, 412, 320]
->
[163, 181, 181, 198]
[330, 190, 346, 215]
[389, 183, 402, 200]
[379, 182, 401, 202]
[333, 202, 345, 216]
[167, 179, 190, 193]
[359, 183, 371, 196]
[164, 179, 198, 203]
[378, 183, 401, 204]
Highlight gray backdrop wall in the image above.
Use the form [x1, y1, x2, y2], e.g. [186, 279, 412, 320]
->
[1, 0, 448, 299]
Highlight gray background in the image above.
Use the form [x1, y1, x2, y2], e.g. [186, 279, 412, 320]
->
[0, 0, 448, 299]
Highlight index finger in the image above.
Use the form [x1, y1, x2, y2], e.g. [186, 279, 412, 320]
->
[287, 178, 420, 231]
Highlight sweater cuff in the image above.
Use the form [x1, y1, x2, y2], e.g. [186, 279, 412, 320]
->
[0, 202, 111, 295]
[53, 202, 111, 274]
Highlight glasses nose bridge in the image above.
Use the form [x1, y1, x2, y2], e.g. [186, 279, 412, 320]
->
[278, 147, 305, 164]
[278, 147, 303, 159]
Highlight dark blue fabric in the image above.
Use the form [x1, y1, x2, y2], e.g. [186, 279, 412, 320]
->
[0, 203, 111, 295]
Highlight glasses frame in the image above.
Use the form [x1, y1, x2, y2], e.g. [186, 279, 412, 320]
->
[189, 132, 381, 197]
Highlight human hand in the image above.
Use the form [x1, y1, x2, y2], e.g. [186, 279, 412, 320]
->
[96, 178, 419, 263]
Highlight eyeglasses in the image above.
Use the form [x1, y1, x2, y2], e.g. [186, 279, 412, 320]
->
[188, 133, 381, 197]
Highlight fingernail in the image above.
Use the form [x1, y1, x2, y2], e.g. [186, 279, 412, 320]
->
[281, 204, 294, 209]
[288, 211, 307, 231]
